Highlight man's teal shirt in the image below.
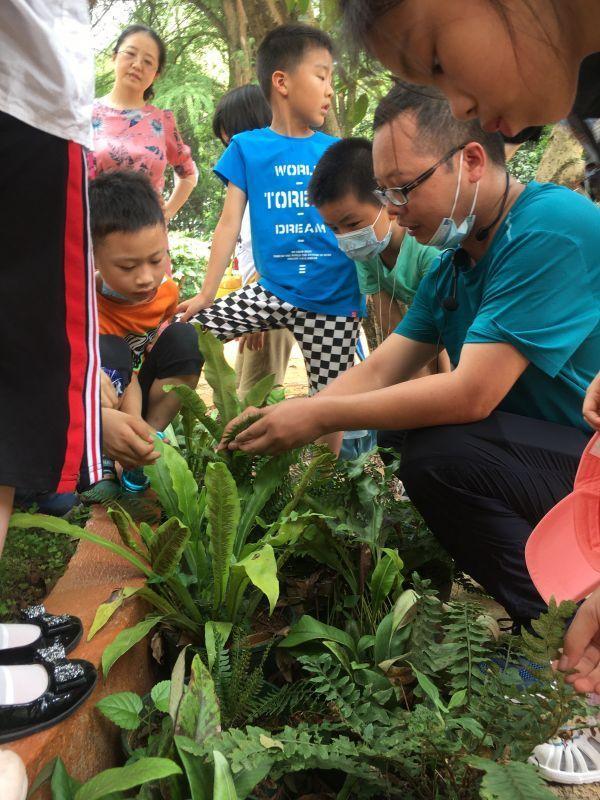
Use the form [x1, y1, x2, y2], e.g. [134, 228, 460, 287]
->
[397, 182, 600, 432]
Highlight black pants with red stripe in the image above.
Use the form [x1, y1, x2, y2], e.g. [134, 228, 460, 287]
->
[379, 411, 590, 627]
[0, 112, 101, 492]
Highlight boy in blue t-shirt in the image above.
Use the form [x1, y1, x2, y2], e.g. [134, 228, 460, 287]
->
[178, 24, 363, 420]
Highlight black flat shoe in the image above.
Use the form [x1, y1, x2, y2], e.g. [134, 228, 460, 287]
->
[0, 605, 83, 665]
[0, 652, 97, 744]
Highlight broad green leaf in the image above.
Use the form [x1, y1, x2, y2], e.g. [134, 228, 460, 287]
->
[241, 373, 276, 409]
[149, 517, 190, 578]
[322, 640, 353, 673]
[169, 646, 189, 722]
[235, 451, 296, 554]
[447, 688, 468, 711]
[27, 757, 62, 798]
[206, 461, 240, 612]
[96, 692, 142, 730]
[373, 611, 396, 665]
[146, 439, 200, 531]
[163, 383, 221, 440]
[280, 614, 355, 650]
[51, 758, 80, 800]
[74, 758, 181, 800]
[88, 587, 142, 641]
[212, 751, 237, 800]
[453, 716, 485, 738]
[9, 513, 153, 578]
[369, 552, 400, 614]
[151, 681, 171, 713]
[175, 655, 221, 744]
[467, 757, 555, 800]
[102, 616, 164, 677]
[196, 328, 240, 426]
[392, 589, 419, 630]
[108, 507, 146, 558]
[205, 621, 233, 671]
[234, 544, 279, 615]
[409, 665, 447, 714]
[175, 737, 213, 800]
[144, 439, 180, 519]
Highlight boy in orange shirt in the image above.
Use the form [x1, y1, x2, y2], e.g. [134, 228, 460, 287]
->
[88, 170, 202, 496]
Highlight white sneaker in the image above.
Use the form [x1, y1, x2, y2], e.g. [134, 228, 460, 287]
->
[0, 750, 27, 800]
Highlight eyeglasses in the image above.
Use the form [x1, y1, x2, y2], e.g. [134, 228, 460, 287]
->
[373, 144, 467, 207]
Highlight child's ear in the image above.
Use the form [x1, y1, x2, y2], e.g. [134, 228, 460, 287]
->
[272, 70, 288, 98]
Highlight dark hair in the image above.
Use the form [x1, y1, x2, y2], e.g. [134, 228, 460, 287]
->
[373, 83, 506, 167]
[256, 23, 334, 100]
[113, 24, 166, 102]
[212, 84, 272, 144]
[89, 170, 165, 241]
[308, 138, 378, 207]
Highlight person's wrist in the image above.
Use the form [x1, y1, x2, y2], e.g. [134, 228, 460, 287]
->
[309, 396, 335, 437]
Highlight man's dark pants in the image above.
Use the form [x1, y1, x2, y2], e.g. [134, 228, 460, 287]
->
[378, 411, 590, 627]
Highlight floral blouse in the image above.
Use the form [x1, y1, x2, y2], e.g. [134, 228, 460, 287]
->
[89, 101, 197, 194]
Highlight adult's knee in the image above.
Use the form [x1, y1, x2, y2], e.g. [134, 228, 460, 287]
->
[398, 424, 467, 492]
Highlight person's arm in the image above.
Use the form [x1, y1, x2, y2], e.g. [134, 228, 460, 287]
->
[177, 182, 247, 320]
[164, 173, 197, 223]
[370, 290, 405, 337]
[221, 339, 529, 454]
[119, 372, 143, 419]
[583, 370, 600, 431]
[559, 584, 600, 693]
[101, 408, 159, 469]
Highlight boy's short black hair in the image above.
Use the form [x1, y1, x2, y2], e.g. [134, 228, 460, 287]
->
[256, 23, 334, 101]
[308, 137, 378, 207]
[373, 83, 506, 167]
[89, 170, 165, 241]
[212, 84, 272, 143]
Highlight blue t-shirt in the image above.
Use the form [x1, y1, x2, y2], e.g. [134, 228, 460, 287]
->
[397, 182, 600, 432]
[214, 127, 363, 317]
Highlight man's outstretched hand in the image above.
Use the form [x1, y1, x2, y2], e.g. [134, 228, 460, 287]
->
[558, 585, 600, 693]
[218, 398, 325, 455]
[102, 408, 160, 469]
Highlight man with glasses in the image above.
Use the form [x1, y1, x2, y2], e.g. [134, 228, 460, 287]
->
[222, 84, 600, 632]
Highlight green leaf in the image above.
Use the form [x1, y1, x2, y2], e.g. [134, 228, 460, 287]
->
[175, 737, 213, 800]
[96, 692, 143, 730]
[102, 616, 164, 677]
[196, 328, 240, 426]
[151, 681, 171, 713]
[241, 373, 276, 409]
[392, 589, 418, 630]
[212, 751, 237, 800]
[74, 758, 181, 800]
[175, 655, 221, 744]
[322, 640, 353, 674]
[447, 688, 468, 711]
[259, 734, 284, 751]
[88, 592, 126, 641]
[280, 614, 355, 651]
[163, 383, 221, 440]
[350, 93, 369, 129]
[466, 757, 556, 800]
[233, 544, 279, 615]
[205, 621, 233, 671]
[149, 517, 191, 578]
[146, 439, 200, 531]
[206, 461, 240, 612]
[51, 758, 80, 800]
[369, 552, 401, 614]
[169, 645, 189, 722]
[409, 664, 447, 714]
[108, 507, 146, 558]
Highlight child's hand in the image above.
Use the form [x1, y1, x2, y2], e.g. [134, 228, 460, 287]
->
[100, 370, 119, 409]
[102, 408, 160, 469]
[239, 332, 266, 352]
[177, 291, 214, 322]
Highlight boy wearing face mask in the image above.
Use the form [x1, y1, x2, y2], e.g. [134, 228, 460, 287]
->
[309, 137, 438, 340]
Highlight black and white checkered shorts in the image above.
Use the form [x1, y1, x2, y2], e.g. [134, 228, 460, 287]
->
[193, 285, 360, 394]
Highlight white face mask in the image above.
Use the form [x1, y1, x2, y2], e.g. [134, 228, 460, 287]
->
[428, 151, 480, 250]
[335, 206, 392, 261]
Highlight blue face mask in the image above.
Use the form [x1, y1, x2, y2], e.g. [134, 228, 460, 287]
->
[335, 206, 392, 261]
[428, 152, 480, 250]
[100, 280, 129, 302]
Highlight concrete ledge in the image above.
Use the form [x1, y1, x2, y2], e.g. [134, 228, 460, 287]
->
[5, 505, 155, 794]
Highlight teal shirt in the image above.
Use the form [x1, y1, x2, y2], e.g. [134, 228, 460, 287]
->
[355, 234, 439, 304]
[397, 182, 600, 432]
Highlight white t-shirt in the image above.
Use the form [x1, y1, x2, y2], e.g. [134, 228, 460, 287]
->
[0, 0, 94, 147]
[236, 205, 256, 286]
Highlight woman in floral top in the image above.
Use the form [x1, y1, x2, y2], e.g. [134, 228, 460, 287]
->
[89, 24, 197, 223]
